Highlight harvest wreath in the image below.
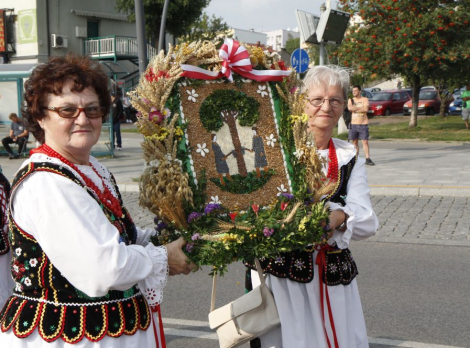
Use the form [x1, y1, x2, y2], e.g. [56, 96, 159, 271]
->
[130, 38, 336, 275]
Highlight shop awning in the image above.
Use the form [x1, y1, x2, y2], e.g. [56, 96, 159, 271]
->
[71, 9, 129, 22]
[0, 64, 36, 79]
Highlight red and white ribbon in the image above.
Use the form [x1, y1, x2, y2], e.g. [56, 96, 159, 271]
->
[180, 38, 292, 82]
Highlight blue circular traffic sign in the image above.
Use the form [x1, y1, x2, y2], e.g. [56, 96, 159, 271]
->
[290, 48, 310, 73]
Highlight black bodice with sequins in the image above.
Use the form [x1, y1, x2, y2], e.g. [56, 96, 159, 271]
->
[0, 162, 151, 343]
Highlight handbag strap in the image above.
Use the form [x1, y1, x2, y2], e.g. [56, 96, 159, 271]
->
[210, 258, 265, 312]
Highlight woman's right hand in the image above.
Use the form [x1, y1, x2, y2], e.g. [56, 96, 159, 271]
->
[165, 237, 196, 276]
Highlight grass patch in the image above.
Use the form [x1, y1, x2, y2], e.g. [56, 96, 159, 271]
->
[337, 116, 470, 142]
[210, 169, 275, 194]
[121, 127, 140, 133]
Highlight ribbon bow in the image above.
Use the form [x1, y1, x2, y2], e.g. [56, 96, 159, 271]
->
[219, 39, 252, 82]
[180, 38, 292, 82]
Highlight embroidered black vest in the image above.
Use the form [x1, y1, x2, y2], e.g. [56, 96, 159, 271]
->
[0, 171, 10, 256]
[0, 162, 151, 343]
[245, 155, 359, 284]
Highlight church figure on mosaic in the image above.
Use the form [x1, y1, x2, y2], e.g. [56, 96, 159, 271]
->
[211, 134, 232, 186]
[251, 127, 269, 177]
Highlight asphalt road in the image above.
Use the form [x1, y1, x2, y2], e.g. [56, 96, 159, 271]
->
[156, 241, 469, 348]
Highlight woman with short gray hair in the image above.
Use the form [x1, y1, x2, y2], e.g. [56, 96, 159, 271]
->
[250, 65, 379, 348]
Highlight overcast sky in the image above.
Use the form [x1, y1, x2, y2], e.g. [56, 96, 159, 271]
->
[205, 0, 340, 32]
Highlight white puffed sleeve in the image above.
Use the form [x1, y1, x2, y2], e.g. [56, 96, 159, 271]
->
[11, 171, 169, 299]
[329, 156, 379, 249]
[136, 227, 157, 246]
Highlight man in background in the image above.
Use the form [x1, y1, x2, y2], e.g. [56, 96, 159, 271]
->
[348, 85, 375, 165]
[2, 113, 28, 159]
[111, 93, 124, 150]
[461, 83, 470, 130]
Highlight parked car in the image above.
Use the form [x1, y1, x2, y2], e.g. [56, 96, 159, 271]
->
[364, 87, 381, 94]
[402, 88, 414, 97]
[367, 90, 411, 116]
[449, 98, 463, 115]
[403, 90, 453, 115]
[361, 90, 374, 99]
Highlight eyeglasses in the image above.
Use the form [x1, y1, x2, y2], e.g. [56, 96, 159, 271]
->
[306, 97, 344, 108]
[43, 106, 106, 119]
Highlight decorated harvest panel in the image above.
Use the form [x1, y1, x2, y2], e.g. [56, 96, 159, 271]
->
[130, 39, 334, 273]
[179, 81, 292, 210]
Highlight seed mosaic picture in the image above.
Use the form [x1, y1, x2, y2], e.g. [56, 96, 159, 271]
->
[179, 81, 292, 210]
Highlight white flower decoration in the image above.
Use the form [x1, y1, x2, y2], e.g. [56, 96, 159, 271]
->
[15, 282, 23, 292]
[24, 277, 32, 287]
[257, 85, 268, 97]
[266, 134, 277, 147]
[293, 149, 304, 159]
[29, 258, 38, 268]
[13, 265, 19, 272]
[15, 248, 22, 256]
[210, 196, 221, 204]
[187, 89, 199, 102]
[276, 184, 288, 196]
[196, 143, 209, 157]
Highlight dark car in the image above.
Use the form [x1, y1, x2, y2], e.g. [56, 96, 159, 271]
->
[403, 90, 453, 115]
[449, 98, 463, 115]
[367, 90, 411, 116]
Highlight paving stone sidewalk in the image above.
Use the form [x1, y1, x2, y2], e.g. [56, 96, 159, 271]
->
[122, 193, 470, 247]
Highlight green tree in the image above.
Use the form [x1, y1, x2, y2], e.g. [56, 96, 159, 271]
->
[199, 90, 260, 177]
[179, 13, 230, 43]
[285, 36, 300, 55]
[337, 0, 470, 126]
[115, 0, 210, 47]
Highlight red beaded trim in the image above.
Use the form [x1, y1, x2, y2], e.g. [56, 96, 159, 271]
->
[326, 139, 339, 183]
[32, 144, 123, 218]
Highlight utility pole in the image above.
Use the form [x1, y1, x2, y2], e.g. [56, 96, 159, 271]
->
[158, 0, 170, 53]
[319, 2, 326, 66]
[134, 0, 147, 74]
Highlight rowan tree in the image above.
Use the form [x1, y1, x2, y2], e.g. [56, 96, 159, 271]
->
[336, 0, 470, 126]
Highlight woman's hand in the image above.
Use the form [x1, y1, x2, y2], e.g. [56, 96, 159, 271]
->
[165, 237, 196, 276]
[327, 210, 348, 239]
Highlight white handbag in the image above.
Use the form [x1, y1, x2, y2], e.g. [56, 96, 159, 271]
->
[208, 258, 280, 348]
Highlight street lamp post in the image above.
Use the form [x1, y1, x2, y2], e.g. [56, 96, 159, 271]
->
[158, 0, 170, 53]
[134, 0, 147, 74]
[319, 3, 326, 66]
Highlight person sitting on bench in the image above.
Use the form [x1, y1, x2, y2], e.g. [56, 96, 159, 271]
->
[2, 113, 29, 159]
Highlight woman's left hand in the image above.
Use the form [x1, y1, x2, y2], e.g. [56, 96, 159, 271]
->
[327, 210, 348, 239]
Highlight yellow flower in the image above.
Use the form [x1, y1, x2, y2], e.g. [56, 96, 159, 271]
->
[298, 216, 309, 232]
[290, 113, 309, 124]
[175, 127, 184, 137]
[155, 127, 169, 141]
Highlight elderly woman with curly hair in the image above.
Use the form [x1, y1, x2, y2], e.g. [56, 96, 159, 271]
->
[0, 55, 194, 347]
[250, 65, 379, 348]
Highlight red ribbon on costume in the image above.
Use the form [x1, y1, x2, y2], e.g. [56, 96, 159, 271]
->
[315, 245, 340, 348]
[180, 38, 292, 82]
[151, 304, 167, 348]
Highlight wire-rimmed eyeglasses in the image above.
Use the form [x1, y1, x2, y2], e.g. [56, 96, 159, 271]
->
[43, 106, 106, 119]
[306, 97, 344, 108]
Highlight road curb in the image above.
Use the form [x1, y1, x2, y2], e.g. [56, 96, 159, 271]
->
[364, 235, 470, 247]
[119, 183, 470, 198]
[370, 186, 470, 197]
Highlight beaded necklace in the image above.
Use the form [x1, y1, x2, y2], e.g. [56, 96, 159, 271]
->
[32, 144, 124, 218]
[326, 139, 339, 183]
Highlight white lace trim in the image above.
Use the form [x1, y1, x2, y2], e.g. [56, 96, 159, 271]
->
[138, 245, 169, 306]
[27, 154, 119, 200]
[13, 291, 142, 307]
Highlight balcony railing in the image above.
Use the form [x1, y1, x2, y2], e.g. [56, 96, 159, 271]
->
[84, 36, 158, 60]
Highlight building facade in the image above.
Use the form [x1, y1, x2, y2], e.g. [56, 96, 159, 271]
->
[264, 28, 300, 52]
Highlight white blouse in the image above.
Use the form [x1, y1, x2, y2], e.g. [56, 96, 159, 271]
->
[319, 138, 379, 248]
[0, 153, 167, 347]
